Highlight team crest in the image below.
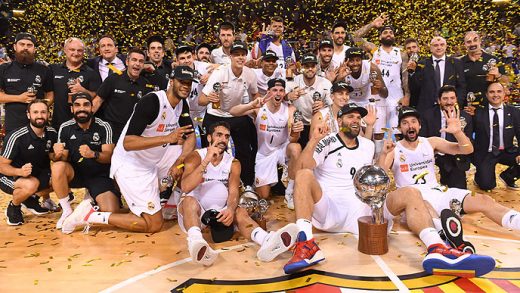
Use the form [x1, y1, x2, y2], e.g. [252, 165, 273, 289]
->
[147, 202, 155, 210]
[93, 132, 100, 142]
[137, 91, 143, 99]
[154, 85, 160, 91]
[162, 111, 167, 120]
[261, 114, 267, 120]
[35, 75, 41, 83]
[78, 75, 84, 82]
[46, 140, 51, 150]
[336, 158, 343, 168]
[399, 153, 406, 162]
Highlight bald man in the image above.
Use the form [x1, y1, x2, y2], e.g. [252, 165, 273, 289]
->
[410, 36, 466, 114]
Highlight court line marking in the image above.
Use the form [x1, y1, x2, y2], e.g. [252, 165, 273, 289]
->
[102, 231, 519, 292]
[100, 242, 253, 293]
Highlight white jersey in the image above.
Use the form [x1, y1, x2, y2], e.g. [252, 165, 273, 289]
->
[332, 45, 350, 68]
[188, 61, 210, 122]
[372, 47, 403, 101]
[286, 75, 332, 124]
[110, 90, 183, 175]
[318, 106, 339, 133]
[252, 42, 296, 69]
[344, 60, 371, 105]
[313, 134, 375, 200]
[392, 137, 438, 188]
[253, 68, 285, 96]
[256, 102, 289, 156]
[191, 148, 234, 210]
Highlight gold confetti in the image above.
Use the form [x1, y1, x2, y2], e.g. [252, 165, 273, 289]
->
[167, 278, 177, 282]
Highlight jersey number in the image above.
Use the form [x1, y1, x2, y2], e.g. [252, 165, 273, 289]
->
[381, 69, 390, 77]
[412, 173, 427, 185]
[350, 167, 356, 179]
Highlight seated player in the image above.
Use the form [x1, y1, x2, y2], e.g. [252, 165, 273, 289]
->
[179, 121, 299, 266]
[283, 103, 495, 278]
[379, 107, 520, 247]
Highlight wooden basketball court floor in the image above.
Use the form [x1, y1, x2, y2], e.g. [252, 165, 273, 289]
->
[1, 168, 519, 292]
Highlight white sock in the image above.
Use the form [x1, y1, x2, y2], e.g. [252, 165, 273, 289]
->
[187, 226, 203, 239]
[87, 211, 111, 224]
[285, 180, 295, 196]
[296, 218, 313, 240]
[59, 197, 72, 214]
[419, 227, 444, 248]
[432, 218, 443, 232]
[251, 227, 268, 246]
[502, 210, 520, 231]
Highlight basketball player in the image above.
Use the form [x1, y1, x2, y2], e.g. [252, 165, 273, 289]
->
[230, 78, 303, 208]
[379, 107, 520, 246]
[283, 103, 495, 278]
[60, 66, 197, 234]
[179, 121, 299, 266]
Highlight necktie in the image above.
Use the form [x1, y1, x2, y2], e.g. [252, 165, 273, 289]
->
[434, 59, 442, 90]
[492, 108, 500, 156]
[107, 62, 115, 75]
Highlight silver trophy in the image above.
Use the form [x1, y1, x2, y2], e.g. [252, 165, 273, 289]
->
[369, 71, 378, 83]
[212, 82, 222, 109]
[238, 189, 269, 229]
[27, 86, 36, 94]
[408, 53, 419, 73]
[160, 175, 174, 189]
[353, 165, 390, 224]
[293, 109, 303, 124]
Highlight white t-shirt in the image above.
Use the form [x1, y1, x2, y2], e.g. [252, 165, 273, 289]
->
[286, 75, 332, 124]
[203, 65, 258, 117]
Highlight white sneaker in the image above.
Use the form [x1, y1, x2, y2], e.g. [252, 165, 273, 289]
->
[257, 223, 299, 262]
[56, 209, 72, 229]
[61, 200, 95, 234]
[284, 193, 294, 210]
[188, 237, 218, 266]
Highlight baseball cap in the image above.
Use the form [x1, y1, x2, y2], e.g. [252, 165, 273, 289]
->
[319, 38, 334, 49]
[267, 78, 286, 89]
[301, 53, 318, 65]
[170, 66, 199, 82]
[331, 81, 354, 93]
[262, 49, 279, 61]
[345, 47, 364, 59]
[338, 103, 368, 118]
[15, 32, 37, 46]
[175, 44, 193, 55]
[398, 106, 421, 124]
[71, 92, 93, 103]
[378, 25, 395, 35]
[201, 209, 234, 243]
[230, 40, 248, 54]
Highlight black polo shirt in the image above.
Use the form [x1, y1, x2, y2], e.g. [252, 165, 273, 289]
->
[57, 117, 113, 176]
[0, 125, 57, 176]
[462, 52, 505, 107]
[96, 70, 154, 139]
[0, 61, 54, 133]
[49, 63, 101, 130]
[142, 59, 172, 90]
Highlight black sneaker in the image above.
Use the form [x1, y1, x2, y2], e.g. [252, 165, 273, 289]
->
[499, 173, 520, 191]
[160, 186, 173, 206]
[440, 209, 476, 254]
[5, 201, 24, 226]
[21, 195, 50, 215]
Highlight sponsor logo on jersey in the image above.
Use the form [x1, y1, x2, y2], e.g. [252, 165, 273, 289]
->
[114, 89, 126, 94]
[28, 144, 34, 150]
[157, 124, 165, 132]
[259, 124, 266, 131]
[7, 78, 20, 82]
[400, 164, 409, 172]
[55, 75, 64, 79]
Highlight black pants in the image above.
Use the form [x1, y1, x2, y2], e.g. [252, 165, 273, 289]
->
[474, 151, 520, 190]
[436, 155, 468, 189]
[202, 113, 257, 186]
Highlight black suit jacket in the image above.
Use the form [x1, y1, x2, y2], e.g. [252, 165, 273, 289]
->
[410, 56, 466, 113]
[473, 105, 520, 157]
[86, 54, 127, 79]
[419, 105, 473, 170]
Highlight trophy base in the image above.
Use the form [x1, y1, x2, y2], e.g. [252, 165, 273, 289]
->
[357, 216, 388, 255]
[255, 218, 267, 230]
